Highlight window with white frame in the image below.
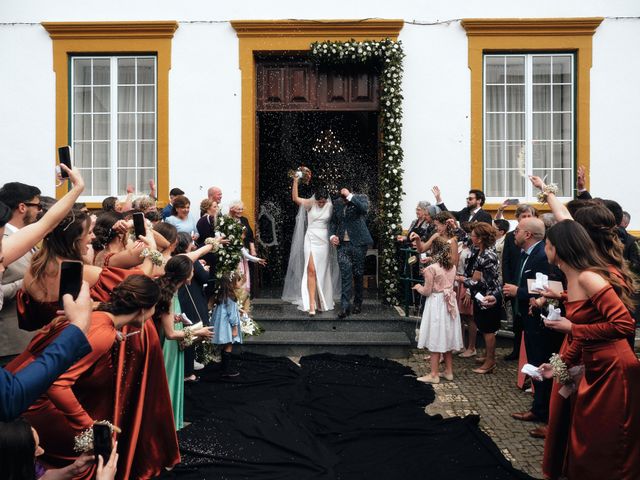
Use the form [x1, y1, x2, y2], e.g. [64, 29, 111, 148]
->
[71, 56, 157, 200]
[484, 54, 574, 200]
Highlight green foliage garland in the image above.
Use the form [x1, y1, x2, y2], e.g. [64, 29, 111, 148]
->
[215, 215, 245, 278]
[310, 38, 405, 304]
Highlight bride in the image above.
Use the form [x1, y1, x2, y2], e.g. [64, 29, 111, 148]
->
[282, 171, 339, 315]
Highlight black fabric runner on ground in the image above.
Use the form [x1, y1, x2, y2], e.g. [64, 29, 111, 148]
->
[159, 353, 532, 480]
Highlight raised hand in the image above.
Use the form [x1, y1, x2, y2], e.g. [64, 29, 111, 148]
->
[64, 281, 93, 335]
[431, 186, 442, 203]
[126, 184, 135, 194]
[59, 164, 86, 192]
[528, 175, 546, 190]
[576, 165, 586, 190]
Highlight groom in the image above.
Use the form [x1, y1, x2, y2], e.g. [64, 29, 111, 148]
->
[329, 188, 373, 318]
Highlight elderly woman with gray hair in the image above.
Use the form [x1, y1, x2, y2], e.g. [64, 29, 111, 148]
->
[396, 201, 440, 245]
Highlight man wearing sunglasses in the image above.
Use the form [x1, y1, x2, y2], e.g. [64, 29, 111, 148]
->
[431, 186, 492, 224]
[0, 182, 42, 356]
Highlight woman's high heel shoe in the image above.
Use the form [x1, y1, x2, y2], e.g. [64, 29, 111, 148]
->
[472, 364, 496, 374]
[308, 310, 316, 317]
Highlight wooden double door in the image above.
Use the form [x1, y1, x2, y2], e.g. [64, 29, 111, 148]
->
[256, 56, 380, 112]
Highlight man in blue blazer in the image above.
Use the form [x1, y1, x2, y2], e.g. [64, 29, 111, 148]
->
[329, 188, 373, 318]
[0, 202, 91, 421]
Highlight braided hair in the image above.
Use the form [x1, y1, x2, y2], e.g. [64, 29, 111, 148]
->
[92, 211, 124, 252]
[96, 275, 160, 315]
[152, 255, 193, 327]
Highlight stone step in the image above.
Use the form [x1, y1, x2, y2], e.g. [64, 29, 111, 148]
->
[252, 316, 406, 332]
[242, 330, 412, 358]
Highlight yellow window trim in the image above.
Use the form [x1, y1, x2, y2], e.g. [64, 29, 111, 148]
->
[230, 19, 404, 225]
[42, 21, 178, 209]
[461, 17, 603, 216]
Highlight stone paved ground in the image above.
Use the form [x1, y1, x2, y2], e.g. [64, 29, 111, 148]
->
[395, 343, 545, 479]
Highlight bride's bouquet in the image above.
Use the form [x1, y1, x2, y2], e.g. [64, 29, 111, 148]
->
[288, 166, 312, 185]
[240, 312, 264, 336]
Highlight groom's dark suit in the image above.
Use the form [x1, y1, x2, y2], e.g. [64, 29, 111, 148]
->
[329, 194, 373, 314]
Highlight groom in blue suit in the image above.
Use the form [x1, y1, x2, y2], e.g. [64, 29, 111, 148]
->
[329, 188, 373, 318]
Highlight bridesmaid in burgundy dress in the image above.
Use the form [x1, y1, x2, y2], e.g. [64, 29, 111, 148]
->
[540, 220, 639, 480]
[7, 275, 161, 479]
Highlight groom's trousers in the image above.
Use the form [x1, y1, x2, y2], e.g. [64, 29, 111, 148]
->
[337, 241, 367, 311]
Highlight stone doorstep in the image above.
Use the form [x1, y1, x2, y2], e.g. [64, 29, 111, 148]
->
[244, 330, 411, 345]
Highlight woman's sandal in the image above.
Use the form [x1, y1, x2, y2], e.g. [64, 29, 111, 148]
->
[472, 364, 496, 375]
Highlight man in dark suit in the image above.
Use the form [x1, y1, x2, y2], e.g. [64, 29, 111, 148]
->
[503, 217, 560, 438]
[501, 204, 538, 361]
[0, 202, 92, 420]
[329, 188, 373, 318]
[432, 186, 492, 224]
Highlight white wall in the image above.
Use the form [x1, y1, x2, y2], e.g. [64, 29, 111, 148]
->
[1, 0, 639, 227]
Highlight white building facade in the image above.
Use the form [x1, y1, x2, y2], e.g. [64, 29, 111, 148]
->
[1, 0, 639, 232]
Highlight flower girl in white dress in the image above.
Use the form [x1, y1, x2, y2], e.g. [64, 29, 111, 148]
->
[413, 236, 464, 383]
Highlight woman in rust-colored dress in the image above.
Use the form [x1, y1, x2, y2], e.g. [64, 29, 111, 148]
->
[540, 220, 639, 480]
[6, 275, 162, 479]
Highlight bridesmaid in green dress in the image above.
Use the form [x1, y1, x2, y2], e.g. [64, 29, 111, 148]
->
[153, 255, 213, 429]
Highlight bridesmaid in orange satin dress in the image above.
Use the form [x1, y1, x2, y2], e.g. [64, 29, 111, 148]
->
[6, 275, 160, 479]
[540, 220, 639, 480]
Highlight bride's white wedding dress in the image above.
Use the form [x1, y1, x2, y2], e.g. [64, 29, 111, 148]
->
[282, 200, 340, 312]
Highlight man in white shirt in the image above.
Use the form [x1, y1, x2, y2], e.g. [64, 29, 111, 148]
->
[0, 182, 42, 356]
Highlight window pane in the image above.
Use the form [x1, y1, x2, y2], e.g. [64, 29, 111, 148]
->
[137, 169, 155, 193]
[486, 85, 504, 112]
[552, 141, 572, 168]
[506, 142, 525, 170]
[73, 114, 91, 140]
[118, 141, 136, 167]
[486, 114, 504, 140]
[93, 87, 110, 113]
[93, 169, 111, 195]
[553, 56, 572, 83]
[93, 59, 110, 85]
[533, 113, 551, 139]
[552, 169, 572, 197]
[118, 114, 136, 140]
[137, 58, 155, 84]
[73, 59, 92, 85]
[78, 168, 92, 194]
[73, 142, 92, 168]
[118, 169, 137, 194]
[506, 57, 525, 84]
[137, 86, 155, 112]
[485, 170, 504, 197]
[506, 170, 525, 197]
[532, 142, 551, 169]
[118, 58, 136, 84]
[93, 114, 110, 141]
[138, 141, 155, 168]
[94, 142, 110, 168]
[552, 85, 572, 112]
[506, 113, 524, 140]
[138, 114, 155, 140]
[73, 87, 92, 113]
[553, 113, 572, 140]
[485, 57, 504, 84]
[506, 85, 524, 112]
[485, 142, 504, 169]
[533, 85, 551, 112]
[118, 86, 135, 112]
[532, 57, 551, 83]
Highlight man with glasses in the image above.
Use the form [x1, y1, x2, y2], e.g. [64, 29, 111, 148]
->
[0, 182, 42, 356]
[431, 186, 492, 224]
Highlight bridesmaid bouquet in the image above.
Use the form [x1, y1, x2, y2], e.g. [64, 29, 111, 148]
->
[288, 166, 312, 184]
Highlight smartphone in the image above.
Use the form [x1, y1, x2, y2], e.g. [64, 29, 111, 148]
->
[505, 198, 520, 206]
[58, 146, 72, 178]
[133, 212, 146, 239]
[58, 260, 83, 308]
[92, 423, 112, 463]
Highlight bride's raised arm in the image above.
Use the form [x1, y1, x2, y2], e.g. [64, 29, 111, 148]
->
[292, 176, 313, 209]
